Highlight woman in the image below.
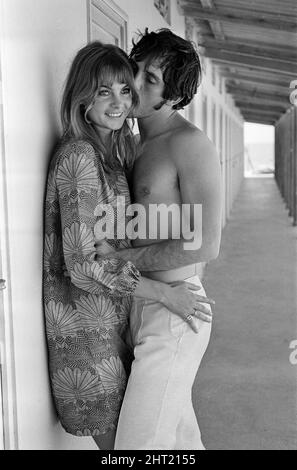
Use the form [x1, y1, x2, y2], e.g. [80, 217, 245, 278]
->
[43, 41, 207, 450]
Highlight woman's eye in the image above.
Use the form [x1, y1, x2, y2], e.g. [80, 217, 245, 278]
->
[98, 89, 109, 96]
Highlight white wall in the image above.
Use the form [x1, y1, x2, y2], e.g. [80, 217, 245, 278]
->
[1, 0, 96, 449]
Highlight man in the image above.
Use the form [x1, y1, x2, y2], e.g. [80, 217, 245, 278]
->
[97, 29, 222, 449]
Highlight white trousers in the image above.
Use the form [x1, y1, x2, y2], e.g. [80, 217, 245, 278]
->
[115, 275, 212, 450]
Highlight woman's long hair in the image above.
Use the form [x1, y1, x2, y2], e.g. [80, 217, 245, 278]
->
[61, 41, 139, 171]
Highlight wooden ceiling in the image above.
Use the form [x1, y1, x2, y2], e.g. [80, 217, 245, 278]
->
[179, 0, 297, 125]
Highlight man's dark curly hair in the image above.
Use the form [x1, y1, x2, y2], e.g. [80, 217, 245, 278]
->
[129, 28, 202, 110]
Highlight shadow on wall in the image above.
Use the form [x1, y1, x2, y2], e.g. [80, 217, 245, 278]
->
[42, 52, 63, 213]
[41, 55, 62, 432]
[45, 55, 62, 158]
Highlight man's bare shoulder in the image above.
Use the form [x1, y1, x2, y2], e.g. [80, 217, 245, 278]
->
[168, 123, 218, 166]
[166, 123, 221, 197]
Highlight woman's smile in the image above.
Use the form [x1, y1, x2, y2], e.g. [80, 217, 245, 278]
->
[105, 112, 123, 118]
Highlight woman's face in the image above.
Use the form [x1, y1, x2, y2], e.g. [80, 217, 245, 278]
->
[88, 80, 132, 137]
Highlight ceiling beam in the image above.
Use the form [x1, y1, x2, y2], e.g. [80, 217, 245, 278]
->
[181, 1, 297, 21]
[199, 34, 297, 56]
[242, 116, 279, 124]
[199, 38, 297, 62]
[243, 113, 275, 119]
[242, 112, 279, 120]
[243, 116, 275, 125]
[226, 86, 289, 103]
[215, 2, 297, 20]
[238, 104, 284, 116]
[217, 63, 296, 80]
[241, 110, 279, 119]
[241, 109, 280, 117]
[241, 116, 280, 124]
[200, 0, 225, 40]
[225, 77, 291, 95]
[237, 102, 285, 112]
[180, 3, 297, 32]
[238, 103, 284, 112]
[233, 96, 289, 111]
[205, 49, 296, 75]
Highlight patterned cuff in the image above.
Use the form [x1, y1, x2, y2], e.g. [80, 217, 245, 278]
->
[116, 261, 141, 297]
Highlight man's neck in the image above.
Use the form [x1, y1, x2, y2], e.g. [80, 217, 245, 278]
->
[138, 108, 180, 143]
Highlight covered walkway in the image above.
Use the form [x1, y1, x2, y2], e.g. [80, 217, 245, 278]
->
[194, 176, 297, 450]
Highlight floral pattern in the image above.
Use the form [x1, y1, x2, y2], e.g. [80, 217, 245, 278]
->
[76, 295, 118, 332]
[46, 170, 57, 207]
[52, 367, 104, 401]
[43, 139, 140, 436]
[45, 300, 81, 339]
[70, 261, 123, 295]
[56, 151, 98, 199]
[95, 186, 118, 206]
[115, 175, 130, 199]
[63, 222, 94, 262]
[44, 233, 57, 271]
[96, 356, 126, 393]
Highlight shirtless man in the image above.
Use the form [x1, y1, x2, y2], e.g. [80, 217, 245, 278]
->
[97, 29, 222, 449]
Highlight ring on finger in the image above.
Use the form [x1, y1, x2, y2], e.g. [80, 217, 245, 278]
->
[194, 308, 210, 316]
[185, 313, 193, 322]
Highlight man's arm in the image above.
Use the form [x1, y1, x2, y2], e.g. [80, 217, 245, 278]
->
[103, 129, 222, 271]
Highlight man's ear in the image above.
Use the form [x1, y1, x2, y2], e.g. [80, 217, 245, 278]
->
[166, 97, 183, 108]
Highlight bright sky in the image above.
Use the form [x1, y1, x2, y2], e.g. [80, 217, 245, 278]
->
[244, 123, 274, 144]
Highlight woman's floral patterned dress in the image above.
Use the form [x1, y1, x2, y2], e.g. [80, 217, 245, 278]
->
[43, 139, 140, 436]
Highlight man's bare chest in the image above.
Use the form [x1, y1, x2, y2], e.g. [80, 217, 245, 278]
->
[132, 150, 179, 202]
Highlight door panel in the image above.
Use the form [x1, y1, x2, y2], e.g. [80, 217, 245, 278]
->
[89, 0, 128, 50]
